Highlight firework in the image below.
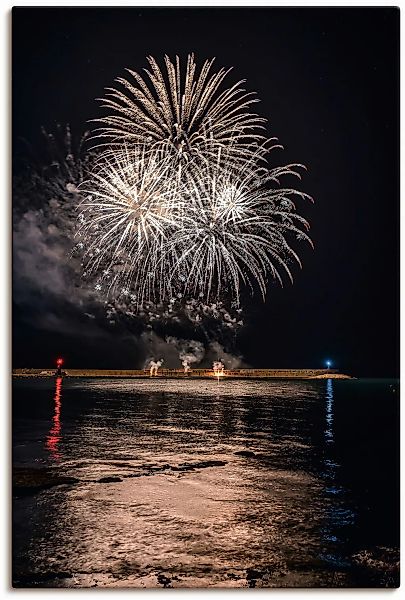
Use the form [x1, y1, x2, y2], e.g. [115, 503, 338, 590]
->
[90, 53, 267, 166]
[77, 54, 312, 308]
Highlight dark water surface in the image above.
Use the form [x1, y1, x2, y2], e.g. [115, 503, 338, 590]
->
[12, 378, 399, 588]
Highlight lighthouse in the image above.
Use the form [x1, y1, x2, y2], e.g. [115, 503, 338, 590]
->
[55, 358, 63, 377]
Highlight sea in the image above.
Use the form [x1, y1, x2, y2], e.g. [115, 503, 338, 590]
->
[12, 377, 400, 588]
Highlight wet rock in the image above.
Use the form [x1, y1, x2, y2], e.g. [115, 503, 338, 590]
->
[150, 464, 171, 472]
[246, 567, 263, 579]
[170, 460, 226, 472]
[13, 571, 72, 586]
[245, 563, 288, 587]
[97, 476, 123, 483]
[157, 573, 172, 588]
[13, 468, 79, 496]
[246, 567, 263, 587]
[94, 460, 228, 481]
[234, 450, 256, 458]
[196, 460, 227, 468]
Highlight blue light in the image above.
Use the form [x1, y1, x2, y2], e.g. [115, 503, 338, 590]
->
[326, 360, 332, 368]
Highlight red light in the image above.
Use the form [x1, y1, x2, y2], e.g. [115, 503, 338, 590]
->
[56, 358, 63, 366]
[46, 377, 62, 460]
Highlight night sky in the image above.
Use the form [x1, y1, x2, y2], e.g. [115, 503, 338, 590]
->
[12, 7, 399, 376]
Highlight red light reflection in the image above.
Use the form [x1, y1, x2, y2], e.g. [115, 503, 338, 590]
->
[45, 377, 62, 460]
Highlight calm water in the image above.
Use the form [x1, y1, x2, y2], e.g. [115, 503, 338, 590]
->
[12, 378, 399, 588]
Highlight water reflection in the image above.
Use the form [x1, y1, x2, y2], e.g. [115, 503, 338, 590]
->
[320, 378, 355, 566]
[45, 377, 62, 460]
[323, 379, 337, 482]
[13, 378, 398, 587]
[325, 378, 334, 444]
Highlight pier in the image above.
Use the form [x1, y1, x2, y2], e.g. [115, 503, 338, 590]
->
[12, 368, 346, 379]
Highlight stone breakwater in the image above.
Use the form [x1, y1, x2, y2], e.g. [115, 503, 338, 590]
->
[12, 368, 350, 379]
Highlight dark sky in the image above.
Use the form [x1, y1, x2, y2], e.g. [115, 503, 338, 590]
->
[12, 7, 399, 376]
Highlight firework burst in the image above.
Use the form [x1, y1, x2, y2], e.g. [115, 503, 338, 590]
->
[77, 54, 313, 308]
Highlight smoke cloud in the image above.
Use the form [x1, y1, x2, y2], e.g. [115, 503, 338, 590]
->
[140, 332, 245, 370]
